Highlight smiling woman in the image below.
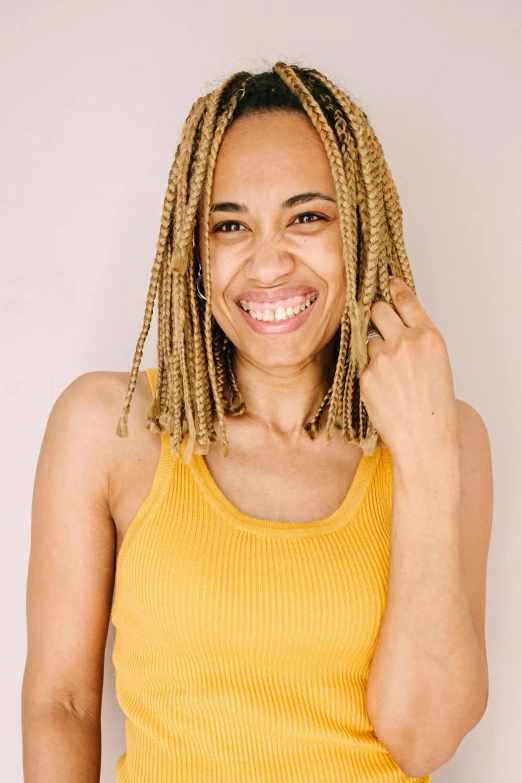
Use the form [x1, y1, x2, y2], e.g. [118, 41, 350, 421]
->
[24, 61, 492, 783]
[106, 62, 439, 783]
[116, 62, 415, 463]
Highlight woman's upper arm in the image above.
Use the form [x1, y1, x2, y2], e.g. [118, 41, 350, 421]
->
[23, 372, 117, 723]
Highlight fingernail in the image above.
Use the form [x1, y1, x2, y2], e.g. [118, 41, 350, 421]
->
[387, 274, 394, 280]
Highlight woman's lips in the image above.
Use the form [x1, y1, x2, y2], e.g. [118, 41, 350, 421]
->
[235, 285, 318, 303]
[235, 296, 318, 334]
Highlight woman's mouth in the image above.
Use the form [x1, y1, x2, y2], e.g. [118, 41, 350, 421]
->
[235, 292, 319, 334]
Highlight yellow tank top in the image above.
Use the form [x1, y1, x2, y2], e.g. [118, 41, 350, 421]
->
[111, 367, 430, 782]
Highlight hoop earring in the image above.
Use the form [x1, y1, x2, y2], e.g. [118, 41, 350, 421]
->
[196, 263, 206, 301]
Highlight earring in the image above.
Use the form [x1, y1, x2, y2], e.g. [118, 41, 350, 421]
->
[196, 263, 206, 301]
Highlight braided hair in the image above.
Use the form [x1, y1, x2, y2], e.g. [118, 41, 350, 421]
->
[116, 62, 416, 463]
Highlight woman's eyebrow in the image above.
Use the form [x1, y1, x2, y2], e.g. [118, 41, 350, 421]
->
[209, 192, 337, 214]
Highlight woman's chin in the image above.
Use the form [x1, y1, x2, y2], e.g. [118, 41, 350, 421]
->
[236, 345, 316, 373]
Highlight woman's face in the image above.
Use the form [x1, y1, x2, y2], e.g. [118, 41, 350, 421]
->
[202, 110, 346, 372]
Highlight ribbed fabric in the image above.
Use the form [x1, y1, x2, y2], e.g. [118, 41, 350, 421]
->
[111, 367, 430, 782]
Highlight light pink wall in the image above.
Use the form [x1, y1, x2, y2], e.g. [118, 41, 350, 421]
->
[3, 0, 521, 779]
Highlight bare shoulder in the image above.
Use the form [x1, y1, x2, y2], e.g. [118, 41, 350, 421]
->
[40, 368, 158, 522]
[51, 368, 153, 459]
[56, 368, 150, 417]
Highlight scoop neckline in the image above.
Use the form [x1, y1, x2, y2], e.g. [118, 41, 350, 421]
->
[184, 437, 383, 539]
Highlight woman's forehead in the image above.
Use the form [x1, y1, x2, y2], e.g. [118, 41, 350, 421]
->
[211, 112, 335, 200]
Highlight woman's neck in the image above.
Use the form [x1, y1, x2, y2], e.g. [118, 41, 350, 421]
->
[229, 340, 338, 440]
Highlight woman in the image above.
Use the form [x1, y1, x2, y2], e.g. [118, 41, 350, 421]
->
[22, 63, 493, 782]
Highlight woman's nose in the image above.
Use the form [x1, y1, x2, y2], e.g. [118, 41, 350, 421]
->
[243, 238, 296, 284]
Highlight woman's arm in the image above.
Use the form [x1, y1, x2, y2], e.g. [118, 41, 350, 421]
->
[22, 373, 117, 783]
[360, 278, 492, 777]
[366, 401, 492, 777]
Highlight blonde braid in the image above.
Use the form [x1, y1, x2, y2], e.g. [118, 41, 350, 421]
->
[187, 240, 214, 453]
[166, 98, 209, 458]
[303, 386, 334, 440]
[156, 165, 181, 420]
[310, 72, 388, 347]
[114, 98, 204, 438]
[307, 68, 416, 451]
[310, 71, 414, 294]
[212, 327, 229, 412]
[224, 343, 245, 415]
[273, 63, 361, 445]
[180, 92, 230, 454]
[328, 104, 361, 442]
[198, 81, 251, 458]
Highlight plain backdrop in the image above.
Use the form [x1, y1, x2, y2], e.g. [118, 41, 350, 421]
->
[2, 0, 521, 780]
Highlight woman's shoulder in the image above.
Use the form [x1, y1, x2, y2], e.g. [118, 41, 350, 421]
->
[52, 368, 150, 420]
[48, 369, 155, 467]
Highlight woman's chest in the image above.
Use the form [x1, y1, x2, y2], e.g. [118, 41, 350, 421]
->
[112, 500, 391, 672]
[201, 443, 365, 523]
[110, 431, 365, 566]
[111, 442, 393, 684]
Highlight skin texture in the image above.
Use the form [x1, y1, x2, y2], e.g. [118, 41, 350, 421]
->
[22, 111, 493, 780]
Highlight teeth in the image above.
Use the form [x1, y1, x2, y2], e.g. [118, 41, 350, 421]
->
[242, 294, 317, 323]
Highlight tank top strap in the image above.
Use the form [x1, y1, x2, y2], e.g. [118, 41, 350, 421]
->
[115, 368, 178, 571]
[144, 366, 191, 459]
[144, 366, 159, 397]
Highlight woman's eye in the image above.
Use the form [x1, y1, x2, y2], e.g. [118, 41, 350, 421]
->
[293, 212, 324, 224]
[212, 212, 325, 233]
[213, 221, 246, 232]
